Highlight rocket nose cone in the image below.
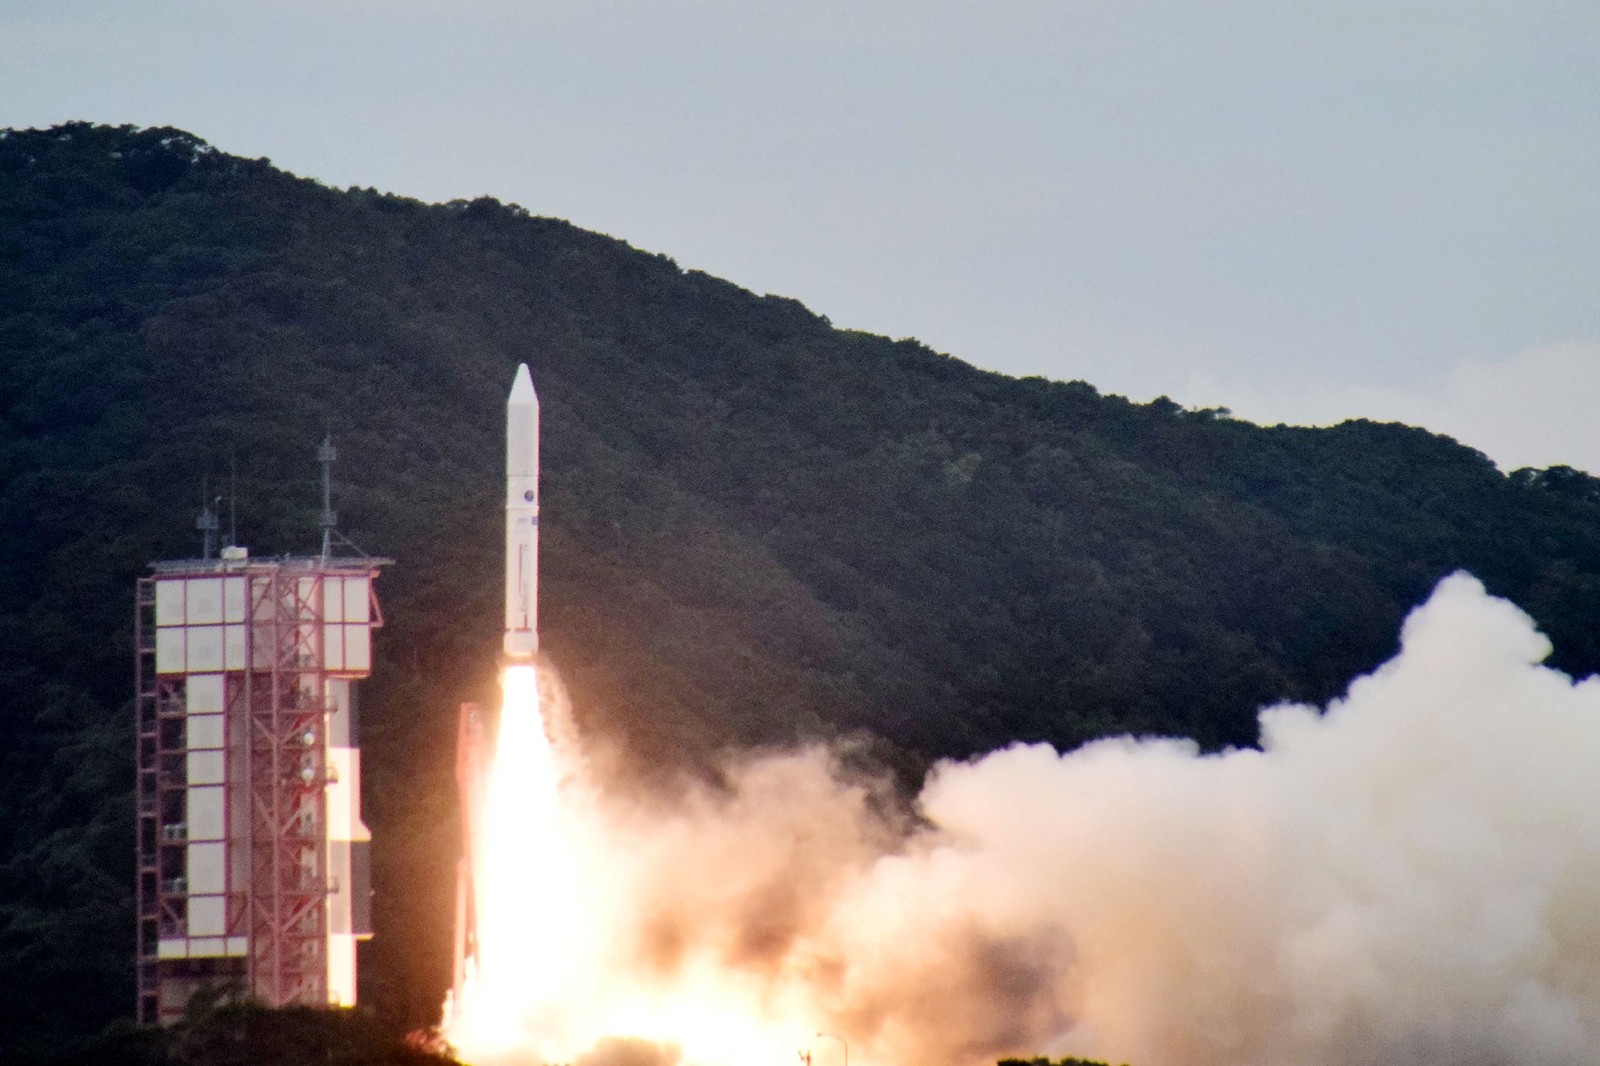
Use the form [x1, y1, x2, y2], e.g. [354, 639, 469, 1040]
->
[509, 362, 536, 404]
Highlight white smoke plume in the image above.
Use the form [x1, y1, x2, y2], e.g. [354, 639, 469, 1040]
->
[470, 572, 1600, 1066]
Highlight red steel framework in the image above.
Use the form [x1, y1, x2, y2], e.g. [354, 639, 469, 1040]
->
[134, 578, 169, 1024]
[248, 567, 331, 1007]
[136, 559, 381, 1023]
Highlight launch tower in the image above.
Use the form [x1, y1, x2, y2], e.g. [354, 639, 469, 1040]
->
[135, 463, 387, 1023]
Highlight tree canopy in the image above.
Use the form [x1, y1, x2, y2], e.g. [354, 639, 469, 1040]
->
[6, 122, 1600, 1048]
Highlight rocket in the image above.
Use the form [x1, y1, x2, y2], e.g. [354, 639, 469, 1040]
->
[504, 363, 539, 661]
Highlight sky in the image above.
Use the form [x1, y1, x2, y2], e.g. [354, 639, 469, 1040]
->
[7, 1, 1599, 471]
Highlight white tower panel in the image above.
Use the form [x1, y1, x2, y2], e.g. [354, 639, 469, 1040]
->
[323, 579, 345, 623]
[187, 750, 225, 786]
[344, 577, 370, 623]
[187, 674, 224, 713]
[222, 576, 247, 622]
[188, 713, 223, 750]
[345, 628, 370, 672]
[325, 626, 345, 671]
[326, 749, 357, 838]
[224, 625, 247, 668]
[155, 628, 185, 673]
[188, 785, 225, 839]
[189, 896, 226, 937]
[187, 842, 225, 894]
[187, 578, 223, 624]
[187, 627, 223, 672]
[156, 581, 185, 625]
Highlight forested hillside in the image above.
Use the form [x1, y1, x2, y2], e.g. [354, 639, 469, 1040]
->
[5, 122, 1600, 1052]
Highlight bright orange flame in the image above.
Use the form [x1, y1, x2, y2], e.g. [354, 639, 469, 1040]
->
[446, 664, 582, 1059]
[442, 665, 817, 1066]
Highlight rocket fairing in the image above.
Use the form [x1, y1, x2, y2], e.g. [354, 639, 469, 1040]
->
[504, 363, 540, 661]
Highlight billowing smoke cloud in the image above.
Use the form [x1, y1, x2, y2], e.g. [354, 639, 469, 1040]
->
[482, 573, 1600, 1066]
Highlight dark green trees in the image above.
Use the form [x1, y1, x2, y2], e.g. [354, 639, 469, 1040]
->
[7, 122, 1600, 1044]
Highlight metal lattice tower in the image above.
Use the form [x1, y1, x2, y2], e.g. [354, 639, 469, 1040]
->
[135, 551, 387, 1023]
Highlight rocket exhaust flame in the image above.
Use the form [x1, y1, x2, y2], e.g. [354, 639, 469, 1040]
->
[448, 363, 829, 1066]
[447, 574, 1600, 1066]
[444, 365, 1600, 1066]
[447, 664, 582, 1059]
[449, 364, 581, 1057]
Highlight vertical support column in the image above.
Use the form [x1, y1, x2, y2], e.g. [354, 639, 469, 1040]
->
[248, 568, 330, 1007]
[134, 579, 159, 1024]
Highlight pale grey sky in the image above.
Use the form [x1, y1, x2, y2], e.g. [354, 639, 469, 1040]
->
[7, 1, 1599, 470]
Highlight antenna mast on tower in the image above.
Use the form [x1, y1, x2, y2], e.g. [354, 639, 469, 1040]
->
[319, 434, 337, 561]
[196, 478, 220, 560]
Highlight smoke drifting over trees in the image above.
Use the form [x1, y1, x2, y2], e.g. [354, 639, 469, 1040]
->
[529, 575, 1600, 1066]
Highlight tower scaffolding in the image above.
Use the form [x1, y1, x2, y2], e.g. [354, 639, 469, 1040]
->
[136, 547, 388, 1023]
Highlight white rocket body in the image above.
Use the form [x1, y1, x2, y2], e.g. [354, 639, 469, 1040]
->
[504, 363, 539, 660]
